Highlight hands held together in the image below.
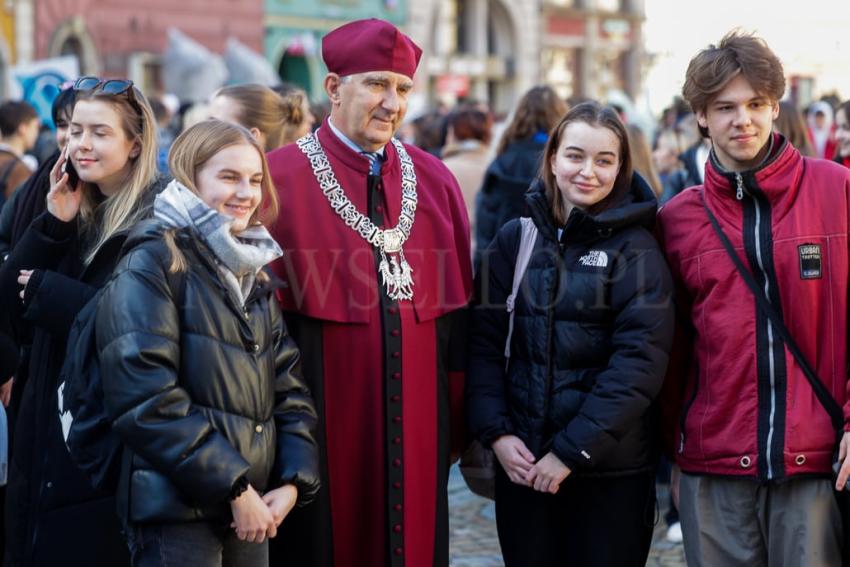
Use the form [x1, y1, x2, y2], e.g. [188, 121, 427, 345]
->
[491, 435, 571, 494]
[230, 484, 298, 544]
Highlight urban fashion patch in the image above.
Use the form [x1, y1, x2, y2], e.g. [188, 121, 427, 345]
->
[578, 250, 608, 268]
[798, 244, 822, 279]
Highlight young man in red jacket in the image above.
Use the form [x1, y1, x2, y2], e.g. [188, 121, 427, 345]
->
[658, 31, 850, 566]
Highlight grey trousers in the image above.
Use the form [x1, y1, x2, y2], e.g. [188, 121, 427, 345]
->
[679, 473, 842, 567]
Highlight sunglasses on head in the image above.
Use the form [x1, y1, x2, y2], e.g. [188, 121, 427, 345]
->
[73, 76, 141, 112]
[74, 76, 134, 94]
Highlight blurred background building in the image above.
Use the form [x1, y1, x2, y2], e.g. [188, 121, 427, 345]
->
[0, 0, 647, 115]
[0, 0, 848, 121]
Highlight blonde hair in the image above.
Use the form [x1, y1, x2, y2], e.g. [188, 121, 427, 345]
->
[165, 119, 280, 273]
[214, 84, 308, 151]
[74, 86, 159, 265]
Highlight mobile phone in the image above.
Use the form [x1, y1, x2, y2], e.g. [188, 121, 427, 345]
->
[62, 155, 79, 190]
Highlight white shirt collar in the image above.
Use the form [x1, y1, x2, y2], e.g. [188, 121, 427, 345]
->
[327, 118, 386, 158]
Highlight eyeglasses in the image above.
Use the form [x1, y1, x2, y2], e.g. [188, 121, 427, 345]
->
[73, 76, 141, 113]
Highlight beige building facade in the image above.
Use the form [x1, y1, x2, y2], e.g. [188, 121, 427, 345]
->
[406, 0, 540, 115]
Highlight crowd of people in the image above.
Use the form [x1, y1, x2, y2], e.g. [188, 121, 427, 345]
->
[0, 16, 848, 567]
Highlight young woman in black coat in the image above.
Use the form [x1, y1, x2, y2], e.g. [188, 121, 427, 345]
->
[95, 119, 319, 567]
[468, 102, 675, 567]
[0, 78, 162, 566]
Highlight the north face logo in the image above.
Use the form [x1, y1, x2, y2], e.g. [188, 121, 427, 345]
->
[578, 250, 608, 268]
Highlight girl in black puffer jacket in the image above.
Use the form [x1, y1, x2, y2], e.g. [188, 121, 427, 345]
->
[96, 120, 319, 567]
[468, 102, 675, 567]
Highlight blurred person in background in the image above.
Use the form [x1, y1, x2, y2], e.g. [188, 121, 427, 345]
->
[806, 100, 837, 160]
[627, 124, 662, 198]
[274, 82, 316, 143]
[210, 84, 313, 153]
[0, 101, 40, 207]
[441, 104, 493, 250]
[179, 101, 209, 131]
[834, 100, 850, 169]
[0, 88, 77, 263]
[309, 100, 331, 133]
[474, 85, 568, 258]
[411, 110, 448, 157]
[653, 114, 700, 182]
[659, 137, 712, 204]
[150, 97, 176, 173]
[774, 101, 814, 157]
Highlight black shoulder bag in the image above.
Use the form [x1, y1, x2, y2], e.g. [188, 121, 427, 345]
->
[701, 190, 850, 565]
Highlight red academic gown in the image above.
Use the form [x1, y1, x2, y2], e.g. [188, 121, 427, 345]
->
[266, 120, 472, 567]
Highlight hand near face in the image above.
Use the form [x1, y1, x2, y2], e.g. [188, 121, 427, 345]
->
[261, 484, 299, 538]
[491, 435, 535, 486]
[525, 451, 571, 494]
[47, 147, 82, 222]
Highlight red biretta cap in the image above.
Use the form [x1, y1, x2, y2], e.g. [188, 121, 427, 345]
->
[322, 18, 422, 79]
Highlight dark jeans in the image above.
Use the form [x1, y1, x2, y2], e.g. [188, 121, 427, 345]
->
[495, 466, 656, 567]
[128, 521, 269, 567]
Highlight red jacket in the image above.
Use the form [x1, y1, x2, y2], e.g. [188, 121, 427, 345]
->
[658, 135, 850, 479]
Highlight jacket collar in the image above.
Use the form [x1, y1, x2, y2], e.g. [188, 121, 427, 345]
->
[704, 133, 801, 200]
[525, 172, 658, 245]
[702, 133, 806, 227]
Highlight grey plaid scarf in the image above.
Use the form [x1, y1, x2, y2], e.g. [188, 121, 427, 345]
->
[154, 180, 282, 305]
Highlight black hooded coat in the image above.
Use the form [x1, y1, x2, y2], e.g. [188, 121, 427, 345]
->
[468, 174, 674, 475]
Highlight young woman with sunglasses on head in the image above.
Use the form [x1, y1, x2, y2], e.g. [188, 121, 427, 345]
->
[94, 119, 318, 566]
[467, 102, 674, 567]
[0, 76, 165, 566]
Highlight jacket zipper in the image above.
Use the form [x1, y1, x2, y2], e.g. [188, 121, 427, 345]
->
[736, 172, 779, 480]
[541, 240, 565, 452]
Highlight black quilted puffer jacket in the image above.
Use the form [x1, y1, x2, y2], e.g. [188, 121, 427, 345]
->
[96, 220, 319, 523]
[467, 174, 674, 476]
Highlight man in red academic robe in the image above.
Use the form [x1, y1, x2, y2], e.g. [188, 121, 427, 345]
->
[266, 18, 473, 567]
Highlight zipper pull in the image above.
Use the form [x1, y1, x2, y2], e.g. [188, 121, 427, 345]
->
[735, 173, 744, 200]
[678, 432, 685, 454]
